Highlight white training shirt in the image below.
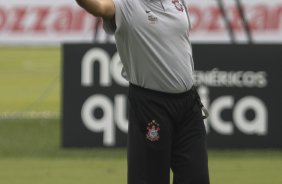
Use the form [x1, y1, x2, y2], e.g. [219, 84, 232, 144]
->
[104, 0, 194, 93]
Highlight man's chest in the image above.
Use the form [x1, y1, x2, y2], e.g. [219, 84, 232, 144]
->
[128, 0, 189, 37]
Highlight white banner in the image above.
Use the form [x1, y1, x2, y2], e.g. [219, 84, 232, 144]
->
[0, 0, 97, 45]
[0, 0, 282, 45]
[189, 0, 282, 43]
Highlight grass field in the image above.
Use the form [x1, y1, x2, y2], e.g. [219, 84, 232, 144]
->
[0, 47, 282, 184]
[0, 47, 60, 113]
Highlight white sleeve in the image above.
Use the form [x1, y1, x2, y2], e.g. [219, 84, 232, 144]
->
[103, 0, 132, 34]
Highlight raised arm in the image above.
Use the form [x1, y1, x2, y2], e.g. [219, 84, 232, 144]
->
[76, 0, 115, 19]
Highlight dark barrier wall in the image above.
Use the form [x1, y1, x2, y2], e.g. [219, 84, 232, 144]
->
[62, 44, 282, 148]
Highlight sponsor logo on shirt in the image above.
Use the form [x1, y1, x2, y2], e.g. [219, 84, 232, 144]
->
[146, 10, 158, 24]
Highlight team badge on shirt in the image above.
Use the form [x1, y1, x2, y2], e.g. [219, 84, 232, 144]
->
[146, 120, 160, 142]
[172, 0, 184, 12]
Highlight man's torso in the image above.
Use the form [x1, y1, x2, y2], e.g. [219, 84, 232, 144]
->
[113, 0, 194, 93]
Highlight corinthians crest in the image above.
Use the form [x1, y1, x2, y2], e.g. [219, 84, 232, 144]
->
[172, 0, 184, 12]
[146, 120, 160, 142]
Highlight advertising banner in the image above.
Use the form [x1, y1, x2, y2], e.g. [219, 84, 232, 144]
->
[0, 0, 97, 45]
[1, 0, 282, 45]
[62, 43, 282, 148]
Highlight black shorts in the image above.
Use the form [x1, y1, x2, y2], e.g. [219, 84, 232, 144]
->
[127, 84, 210, 184]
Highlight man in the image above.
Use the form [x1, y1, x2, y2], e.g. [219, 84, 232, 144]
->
[75, 0, 210, 184]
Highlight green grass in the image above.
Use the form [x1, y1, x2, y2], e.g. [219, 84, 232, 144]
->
[0, 158, 126, 184]
[0, 119, 127, 184]
[0, 47, 282, 184]
[1, 119, 282, 184]
[0, 47, 60, 112]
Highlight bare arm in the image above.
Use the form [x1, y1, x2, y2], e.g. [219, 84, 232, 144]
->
[76, 0, 115, 19]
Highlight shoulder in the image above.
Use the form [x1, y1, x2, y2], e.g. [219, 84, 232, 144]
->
[113, 0, 135, 19]
[103, 0, 133, 33]
[113, 0, 134, 8]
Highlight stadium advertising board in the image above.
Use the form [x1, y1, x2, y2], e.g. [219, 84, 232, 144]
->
[1, 0, 282, 45]
[62, 43, 282, 148]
